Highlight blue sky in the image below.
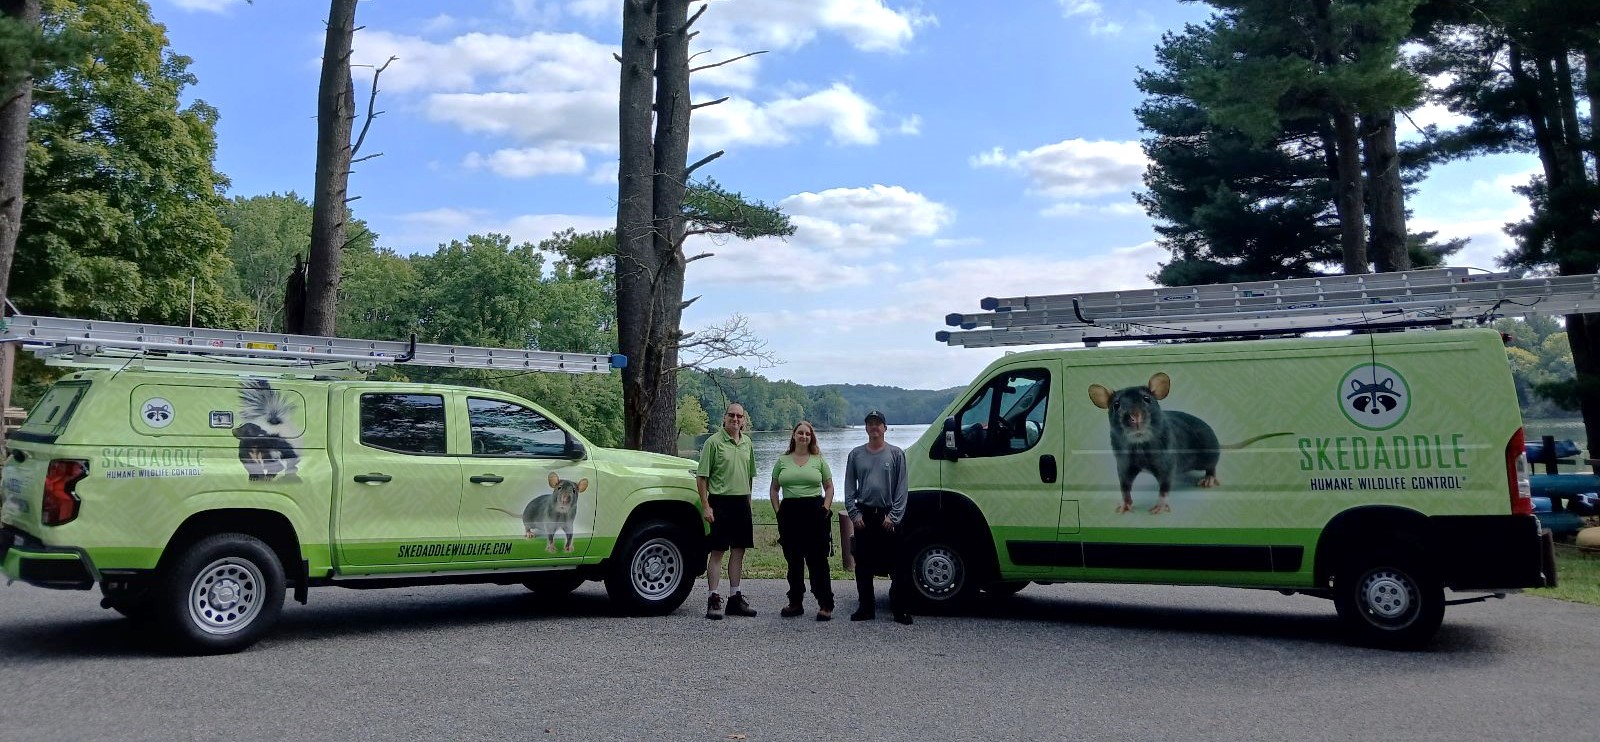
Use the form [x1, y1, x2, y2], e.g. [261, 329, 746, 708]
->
[155, 0, 1539, 390]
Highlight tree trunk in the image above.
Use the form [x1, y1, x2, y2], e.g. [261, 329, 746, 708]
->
[1361, 109, 1408, 272]
[304, 0, 358, 336]
[0, 0, 40, 453]
[1330, 107, 1368, 273]
[616, 0, 660, 451]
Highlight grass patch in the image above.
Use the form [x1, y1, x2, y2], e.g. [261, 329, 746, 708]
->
[1530, 543, 1600, 606]
[728, 501, 853, 580]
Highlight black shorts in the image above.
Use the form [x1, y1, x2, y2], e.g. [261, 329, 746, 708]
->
[707, 494, 754, 551]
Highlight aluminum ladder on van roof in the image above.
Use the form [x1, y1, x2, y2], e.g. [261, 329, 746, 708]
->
[0, 314, 625, 377]
[936, 268, 1600, 348]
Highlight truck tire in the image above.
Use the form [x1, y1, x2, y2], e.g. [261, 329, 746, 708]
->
[1333, 551, 1444, 650]
[523, 572, 586, 596]
[155, 533, 285, 654]
[102, 588, 154, 621]
[903, 528, 979, 613]
[605, 520, 695, 615]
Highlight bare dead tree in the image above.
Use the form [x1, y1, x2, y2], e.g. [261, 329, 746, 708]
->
[0, 0, 40, 451]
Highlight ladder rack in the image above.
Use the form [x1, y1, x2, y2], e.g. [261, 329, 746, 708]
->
[0, 315, 625, 377]
[936, 268, 1600, 348]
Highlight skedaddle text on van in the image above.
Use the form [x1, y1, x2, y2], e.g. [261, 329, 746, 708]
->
[396, 542, 514, 558]
[1297, 434, 1468, 472]
[100, 447, 205, 470]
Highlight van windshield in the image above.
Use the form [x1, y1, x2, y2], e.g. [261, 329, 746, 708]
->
[13, 382, 91, 442]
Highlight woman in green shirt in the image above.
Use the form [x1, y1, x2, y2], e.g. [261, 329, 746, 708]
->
[768, 420, 836, 620]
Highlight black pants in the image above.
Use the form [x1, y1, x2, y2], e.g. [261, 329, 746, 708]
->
[777, 497, 833, 610]
[853, 506, 906, 614]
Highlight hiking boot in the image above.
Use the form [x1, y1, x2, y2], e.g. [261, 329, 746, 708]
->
[894, 612, 914, 626]
[726, 592, 758, 617]
[780, 602, 804, 618]
[705, 594, 724, 620]
[815, 608, 833, 622]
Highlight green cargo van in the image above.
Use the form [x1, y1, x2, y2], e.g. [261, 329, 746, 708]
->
[1, 368, 705, 653]
[899, 329, 1556, 647]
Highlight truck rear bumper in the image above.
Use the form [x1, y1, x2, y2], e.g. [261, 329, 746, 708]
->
[1430, 515, 1555, 590]
[1, 526, 95, 590]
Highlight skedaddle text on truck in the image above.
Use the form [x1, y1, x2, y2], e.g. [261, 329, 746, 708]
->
[100, 447, 204, 470]
[1297, 434, 1468, 472]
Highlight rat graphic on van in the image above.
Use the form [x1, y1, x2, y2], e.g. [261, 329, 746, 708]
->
[232, 379, 301, 482]
[1088, 372, 1289, 514]
[487, 471, 588, 552]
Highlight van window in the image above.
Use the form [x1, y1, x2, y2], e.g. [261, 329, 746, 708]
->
[955, 369, 1049, 457]
[360, 394, 447, 455]
[467, 398, 568, 457]
[14, 382, 90, 441]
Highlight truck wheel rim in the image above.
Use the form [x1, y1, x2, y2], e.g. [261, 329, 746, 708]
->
[916, 545, 961, 598]
[1358, 568, 1415, 625]
[188, 557, 264, 635]
[630, 537, 681, 600]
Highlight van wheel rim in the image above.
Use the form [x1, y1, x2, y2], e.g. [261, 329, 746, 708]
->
[188, 558, 264, 635]
[916, 546, 962, 598]
[1359, 569, 1415, 624]
[630, 538, 681, 600]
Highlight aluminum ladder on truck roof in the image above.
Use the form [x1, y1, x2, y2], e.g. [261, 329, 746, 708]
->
[0, 315, 626, 378]
[935, 268, 1600, 348]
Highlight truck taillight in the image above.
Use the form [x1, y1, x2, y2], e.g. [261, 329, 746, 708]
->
[1506, 428, 1533, 516]
[42, 459, 88, 526]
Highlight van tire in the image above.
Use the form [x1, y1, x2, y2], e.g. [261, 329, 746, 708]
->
[1333, 551, 1444, 650]
[523, 572, 586, 596]
[903, 528, 979, 613]
[103, 591, 155, 621]
[155, 533, 285, 654]
[605, 520, 695, 615]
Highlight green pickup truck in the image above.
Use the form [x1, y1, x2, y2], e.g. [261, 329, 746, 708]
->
[1, 367, 706, 653]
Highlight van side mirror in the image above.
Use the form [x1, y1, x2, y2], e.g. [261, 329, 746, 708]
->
[565, 438, 587, 460]
[942, 417, 960, 460]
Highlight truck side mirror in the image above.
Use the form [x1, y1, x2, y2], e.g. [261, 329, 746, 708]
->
[942, 416, 960, 460]
[565, 438, 587, 460]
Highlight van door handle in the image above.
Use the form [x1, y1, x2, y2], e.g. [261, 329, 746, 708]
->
[470, 475, 504, 485]
[353, 473, 392, 484]
[1039, 455, 1057, 484]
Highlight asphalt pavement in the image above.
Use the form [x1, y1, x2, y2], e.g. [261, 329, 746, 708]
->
[0, 577, 1594, 741]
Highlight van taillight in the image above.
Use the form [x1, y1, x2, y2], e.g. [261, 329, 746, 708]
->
[42, 459, 88, 526]
[1505, 428, 1533, 516]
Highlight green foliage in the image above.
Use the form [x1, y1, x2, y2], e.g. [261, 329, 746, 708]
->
[682, 178, 797, 241]
[10, 0, 248, 327]
[676, 395, 708, 437]
[1495, 316, 1577, 418]
[218, 192, 379, 332]
[677, 370, 958, 431]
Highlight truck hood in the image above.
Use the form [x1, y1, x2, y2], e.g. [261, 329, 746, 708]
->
[592, 447, 698, 476]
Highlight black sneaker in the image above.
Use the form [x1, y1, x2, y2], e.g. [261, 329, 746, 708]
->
[850, 609, 874, 621]
[726, 592, 758, 617]
[705, 594, 724, 620]
[893, 612, 914, 625]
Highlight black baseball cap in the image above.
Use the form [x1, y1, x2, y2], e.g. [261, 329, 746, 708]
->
[864, 410, 887, 425]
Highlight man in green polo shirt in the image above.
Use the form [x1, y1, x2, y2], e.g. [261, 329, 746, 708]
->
[697, 402, 758, 619]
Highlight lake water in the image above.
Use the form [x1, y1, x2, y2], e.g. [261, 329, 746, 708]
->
[1523, 417, 1588, 456]
[737, 424, 930, 508]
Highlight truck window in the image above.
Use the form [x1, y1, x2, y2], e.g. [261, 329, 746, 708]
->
[14, 381, 90, 441]
[359, 393, 447, 455]
[467, 397, 568, 457]
[955, 369, 1049, 457]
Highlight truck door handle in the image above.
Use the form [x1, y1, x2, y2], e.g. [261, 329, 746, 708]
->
[1039, 455, 1057, 484]
[353, 473, 392, 484]
[469, 475, 504, 485]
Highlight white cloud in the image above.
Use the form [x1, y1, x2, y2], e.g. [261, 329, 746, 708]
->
[699, 0, 935, 54]
[897, 114, 923, 136]
[388, 208, 614, 253]
[973, 139, 1147, 199]
[353, 30, 616, 95]
[463, 147, 589, 178]
[170, 0, 243, 12]
[779, 185, 954, 252]
[1057, 0, 1123, 35]
[695, 84, 891, 149]
[687, 236, 874, 289]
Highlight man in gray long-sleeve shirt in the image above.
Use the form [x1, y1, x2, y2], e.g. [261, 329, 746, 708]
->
[843, 410, 912, 625]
